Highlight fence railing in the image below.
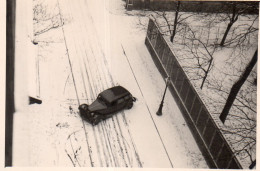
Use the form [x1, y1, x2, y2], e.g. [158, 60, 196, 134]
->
[145, 18, 242, 169]
[125, 1, 258, 14]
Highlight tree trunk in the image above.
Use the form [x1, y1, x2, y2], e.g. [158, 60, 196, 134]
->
[220, 3, 238, 47]
[170, 1, 180, 42]
[200, 57, 213, 89]
[249, 160, 256, 169]
[220, 22, 233, 46]
[219, 50, 257, 123]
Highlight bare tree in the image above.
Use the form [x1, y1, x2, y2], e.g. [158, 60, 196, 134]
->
[249, 160, 256, 169]
[170, 1, 180, 42]
[219, 50, 257, 123]
[140, 3, 257, 166]
[178, 25, 218, 89]
[148, 3, 195, 43]
[205, 65, 256, 167]
[175, 10, 257, 165]
[220, 2, 258, 46]
[220, 2, 239, 46]
[223, 15, 258, 48]
[33, 0, 64, 36]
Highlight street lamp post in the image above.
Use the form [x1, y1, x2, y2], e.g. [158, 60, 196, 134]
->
[156, 77, 170, 116]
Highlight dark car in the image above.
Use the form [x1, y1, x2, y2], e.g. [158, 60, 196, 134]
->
[79, 86, 136, 125]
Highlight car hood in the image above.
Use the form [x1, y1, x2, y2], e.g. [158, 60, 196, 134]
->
[88, 99, 107, 112]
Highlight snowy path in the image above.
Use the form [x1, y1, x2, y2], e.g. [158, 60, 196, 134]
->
[13, 0, 208, 168]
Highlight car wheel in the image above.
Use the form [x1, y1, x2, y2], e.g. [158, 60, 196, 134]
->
[127, 102, 133, 109]
[79, 104, 89, 111]
[92, 114, 100, 126]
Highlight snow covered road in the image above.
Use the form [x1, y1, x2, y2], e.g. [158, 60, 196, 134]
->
[13, 0, 208, 168]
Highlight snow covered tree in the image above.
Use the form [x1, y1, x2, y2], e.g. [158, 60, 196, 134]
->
[219, 50, 257, 123]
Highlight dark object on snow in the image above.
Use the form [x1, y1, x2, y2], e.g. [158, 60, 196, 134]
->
[32, 40, 38, 45]
[79, 86, 136, 125]
[29, 96, 42, 104]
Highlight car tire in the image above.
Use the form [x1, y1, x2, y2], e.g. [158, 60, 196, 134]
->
[79, 104, 89, 111]
[127, 102, 133, 109]
[92, 114, 100, 126]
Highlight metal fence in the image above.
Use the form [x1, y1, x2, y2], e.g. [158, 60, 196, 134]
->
[125, 0, 258, 14]
[145, 18, 242, 169]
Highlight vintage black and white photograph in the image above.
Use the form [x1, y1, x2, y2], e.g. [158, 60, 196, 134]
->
[5, 0, 258, 169]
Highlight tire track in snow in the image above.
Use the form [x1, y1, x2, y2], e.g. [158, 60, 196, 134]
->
[80, 50, 109, 167]
[75, 20, 118, 166]
[121, 112, 143, 167]
[82, 23, 138, 167]
[88, 4, 144, 168]
[69, 0, 124, 167]
[72, 18, 119, 166]
[114, 115, 133, 167]
[68, 133, 81, 166]
[59, 0, 143, 167]
[81, 27, 131, 167]
[80, 52, 114, 167]
[79, 54, 110, 167]
[81, 41, 123, 167]
[77, 0, 133, 167]
[100, 121, 117, 166]
[67, 6, 105, 167]
[96, 124, 110, 167]
[57, 0, 94, 166]
[79, 0, 143, 167]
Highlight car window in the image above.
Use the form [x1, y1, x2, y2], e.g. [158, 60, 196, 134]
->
[124, 95, 130, 100]
[110, 101, 115, 106]
[117, 98, 124, 104]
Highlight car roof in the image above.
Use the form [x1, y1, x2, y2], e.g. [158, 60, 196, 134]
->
[99, 86, 130, 104]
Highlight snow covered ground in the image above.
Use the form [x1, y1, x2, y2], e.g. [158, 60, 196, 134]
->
[126, 6, 258, 168]
[12, 0, 208, 168]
